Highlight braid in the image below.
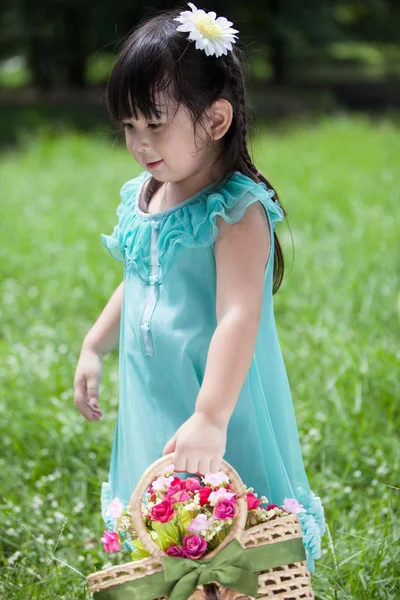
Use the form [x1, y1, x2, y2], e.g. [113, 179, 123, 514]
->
[228, 54, 285, 294]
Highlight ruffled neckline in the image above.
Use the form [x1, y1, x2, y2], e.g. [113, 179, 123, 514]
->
[101, 169, 285, 283]
[135, 170, 241, 220]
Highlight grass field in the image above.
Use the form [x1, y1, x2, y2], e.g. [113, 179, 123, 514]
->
[0, 114, 399, 599]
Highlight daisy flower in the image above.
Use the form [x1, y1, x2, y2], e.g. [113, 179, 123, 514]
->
[174, 3, 239, 58]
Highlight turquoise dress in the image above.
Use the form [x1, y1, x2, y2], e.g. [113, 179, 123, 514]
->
[100, 170, 326, 572]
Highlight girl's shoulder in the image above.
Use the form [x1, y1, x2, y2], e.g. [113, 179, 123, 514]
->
[205, 170, 285, 234]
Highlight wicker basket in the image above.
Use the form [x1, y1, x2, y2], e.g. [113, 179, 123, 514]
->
[88, 455, 314, 599]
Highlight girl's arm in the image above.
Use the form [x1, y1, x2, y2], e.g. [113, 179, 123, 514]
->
[196, 202, 270, 424]
[163, 202, 271, 472]
[82, 281, 124, 355]
[74, 282, 124, 421]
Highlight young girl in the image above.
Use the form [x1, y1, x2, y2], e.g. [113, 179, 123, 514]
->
[73, 3, 326, 573]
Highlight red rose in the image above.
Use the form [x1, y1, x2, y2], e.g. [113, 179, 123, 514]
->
[266, 504, 280, 510]
[151, 499, 175, 522]
[247, 493, 262, 510]
[199, 486, 212, 506]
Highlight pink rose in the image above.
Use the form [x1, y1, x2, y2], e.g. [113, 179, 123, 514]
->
[247, 493, 262, 510]
[185, 477, 201, 492]
[106, 497, 124, 519]
[199, 486, 212, 506]
[182, 535, 207, 560]
[213, 497, 237, 520]
[167, 487, 190, 503]
[166, 544, 185, 557]
[100, 530, 121, 553]
[187, 514, 211, 534]
[170, 477, 187, 490]
[282, 497, 306, 515]
[151, 499, 175, 522]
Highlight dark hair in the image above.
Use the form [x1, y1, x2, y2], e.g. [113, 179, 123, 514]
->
[106, 7, 286, 294]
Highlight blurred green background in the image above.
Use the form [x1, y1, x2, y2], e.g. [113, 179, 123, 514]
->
[0, 1, 399, 599]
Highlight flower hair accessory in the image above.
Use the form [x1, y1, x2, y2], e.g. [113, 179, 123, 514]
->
[174, 2, 239, 58]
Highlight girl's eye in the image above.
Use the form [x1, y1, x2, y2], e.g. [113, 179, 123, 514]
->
[121, 122, 161, 130]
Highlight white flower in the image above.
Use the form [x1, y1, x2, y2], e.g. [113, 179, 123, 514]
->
[208, 488, 235, 506]
[174, 3, 239, 58]
[203, 470, 230, 486]
[152, 475, 174, 491]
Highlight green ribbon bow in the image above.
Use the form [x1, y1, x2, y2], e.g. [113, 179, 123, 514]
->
[162, 539, 258, 600]
[92, 537, 306, 600]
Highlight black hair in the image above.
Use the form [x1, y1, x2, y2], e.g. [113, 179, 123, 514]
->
[106, 7, 286, 293]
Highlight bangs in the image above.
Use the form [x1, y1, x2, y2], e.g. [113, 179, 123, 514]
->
[106, 19, 183, 123]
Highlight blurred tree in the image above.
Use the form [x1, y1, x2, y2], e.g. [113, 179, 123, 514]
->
[0, 0, 399, 89]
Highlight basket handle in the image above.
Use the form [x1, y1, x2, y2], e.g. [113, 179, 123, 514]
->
[129, 453, 248, 560]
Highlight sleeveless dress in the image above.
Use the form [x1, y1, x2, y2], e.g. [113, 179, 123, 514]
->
[100, 169, 326, 572]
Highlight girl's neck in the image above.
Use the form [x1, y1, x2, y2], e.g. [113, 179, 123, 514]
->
[165, 160, 225, 205]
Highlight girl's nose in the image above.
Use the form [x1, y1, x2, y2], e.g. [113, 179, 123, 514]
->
[132, 134, 150, 153]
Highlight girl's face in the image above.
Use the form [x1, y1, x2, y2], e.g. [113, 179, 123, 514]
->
[121, 95, 215, 183]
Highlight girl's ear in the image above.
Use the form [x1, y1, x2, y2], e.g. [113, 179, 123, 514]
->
[209, 99, 233, 140]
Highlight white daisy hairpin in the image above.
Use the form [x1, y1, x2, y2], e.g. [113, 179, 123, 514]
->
[174, 2, 239, 58]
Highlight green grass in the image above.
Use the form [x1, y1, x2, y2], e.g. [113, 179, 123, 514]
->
[1, 115, 399, 598]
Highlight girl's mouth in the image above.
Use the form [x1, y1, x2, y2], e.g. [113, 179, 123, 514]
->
[146, 159, 163, 169]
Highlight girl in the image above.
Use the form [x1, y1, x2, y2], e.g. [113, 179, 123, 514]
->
[73, 3, 326, 573]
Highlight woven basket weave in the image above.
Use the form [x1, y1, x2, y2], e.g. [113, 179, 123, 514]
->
[88, 455, 314, 599]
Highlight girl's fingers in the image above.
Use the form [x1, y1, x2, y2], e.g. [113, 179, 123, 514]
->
[198, 459, 211, 476]
[186, 456, 200, 474]
[174, 454, 187, 472]
[74, 383, 94, 421]
[87, 377, 99, 406]
[88, 396, 102, 417]
[210, 458, 222, 473]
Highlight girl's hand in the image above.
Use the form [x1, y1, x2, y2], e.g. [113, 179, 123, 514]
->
[73, 346, 104, 421]
[162, 411, 227, 474]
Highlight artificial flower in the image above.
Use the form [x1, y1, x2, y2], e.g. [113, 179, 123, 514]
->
[247, 493, 262, 510]
[151, 499, 175, 522]
[182, 534, 207, 559]
[282, 497, 307, 515]
[198, 486, 212, 505]
[167, 486, 190, 503]
[185, 477, 201, 492]
[174, 3, 239, 58]
[101, 530, 122, 553]
[187, 514, 211, 534]
[166, 544, 185, 557]
[152, 475, 175, 492]
[213, 497, 237, 520]
[105, 497, 125, 519]
[208, 488, 235, 506]
[203, 471, 230, 486]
